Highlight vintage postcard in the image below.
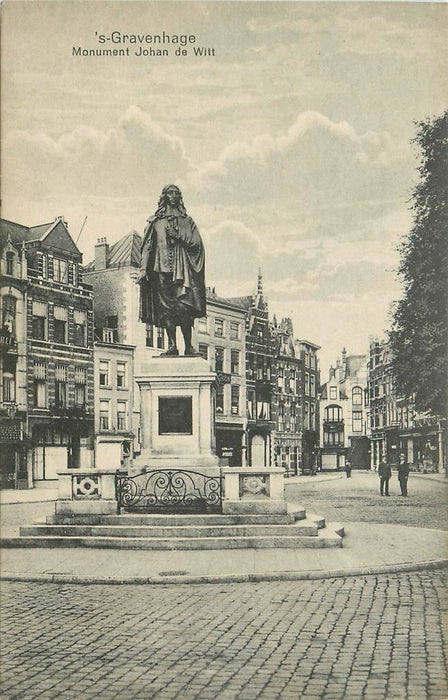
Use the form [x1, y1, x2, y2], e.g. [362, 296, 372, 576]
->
[1, 1, 447, 698]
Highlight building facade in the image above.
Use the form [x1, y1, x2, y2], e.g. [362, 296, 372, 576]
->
[319, 349, 368, 470]
[295, 339, 321, 471]
[271, 317, 304, 477]
[0, 217, 95, 487]
[192, 289, 247, 466]
[367, 338, 446, 472]
[227, 273, 276, 467]
[94, 340, 135, 469]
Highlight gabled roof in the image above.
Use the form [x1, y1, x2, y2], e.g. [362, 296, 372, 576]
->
[0, 218, 32, 246]
[0, 217, 81, 257]
[83, 231, 142, 271]
[109, 231, 141, 268]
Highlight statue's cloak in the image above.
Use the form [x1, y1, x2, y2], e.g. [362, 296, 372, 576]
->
[139, 212, 206, 327]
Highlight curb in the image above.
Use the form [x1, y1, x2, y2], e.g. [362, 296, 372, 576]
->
[2, 558, 447, 586]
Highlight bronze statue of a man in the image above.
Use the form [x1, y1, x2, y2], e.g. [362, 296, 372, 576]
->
[137, 185, 206, 356]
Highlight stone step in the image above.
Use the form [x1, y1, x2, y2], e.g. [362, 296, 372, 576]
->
[48, 511, 305, 526]
[1, 531, 343, 550]
[21, 519, 319, 539]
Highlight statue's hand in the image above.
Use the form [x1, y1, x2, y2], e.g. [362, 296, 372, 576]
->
[136, 270, 148, 285]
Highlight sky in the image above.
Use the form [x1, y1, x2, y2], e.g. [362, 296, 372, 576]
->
[2, 0, 447, 375]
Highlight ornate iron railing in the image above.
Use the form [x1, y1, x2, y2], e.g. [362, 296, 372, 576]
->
[115, 469, 222, 513]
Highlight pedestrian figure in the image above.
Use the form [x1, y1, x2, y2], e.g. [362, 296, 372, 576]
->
[344, 458, 352, 478]
[397, 453, 409, 496]
[378, 458, 391, 496]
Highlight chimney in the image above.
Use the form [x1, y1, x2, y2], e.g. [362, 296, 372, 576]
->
[95, 237, 109, 270]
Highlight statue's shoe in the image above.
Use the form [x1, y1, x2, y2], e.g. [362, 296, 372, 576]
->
[184, 347, 202, 357]
[159, 346, 179, 357]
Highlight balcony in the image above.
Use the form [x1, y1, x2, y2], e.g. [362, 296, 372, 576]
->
[0, 329, 17, 354]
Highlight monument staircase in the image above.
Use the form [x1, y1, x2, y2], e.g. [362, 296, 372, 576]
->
[4, 505, 344, 551]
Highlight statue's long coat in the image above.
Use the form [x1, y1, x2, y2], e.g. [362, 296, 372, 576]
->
[139, 213, 206, 327]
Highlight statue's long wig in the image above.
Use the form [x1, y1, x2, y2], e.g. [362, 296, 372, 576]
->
[155, 185, 187, 217]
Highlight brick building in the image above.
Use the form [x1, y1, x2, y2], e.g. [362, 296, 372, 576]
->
[271, 317, 304, 477]
[227, 272, 276, 466]
[0, 217, 95, 487]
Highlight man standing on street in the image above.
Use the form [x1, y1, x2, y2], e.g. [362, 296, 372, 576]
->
[378, 457, 391, 496]
[397, 453, 410, 496]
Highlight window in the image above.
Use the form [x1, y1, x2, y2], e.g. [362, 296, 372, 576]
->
[230, 322, 240, 340]
[329, 386, 337, 400]
[231, 350, 240, 374]
[325, 405, 343, 422]
[290, 403, 297, 431]
[33, 362, 47, 408]
[107, 315, 118, 329]
[197, 317, 207, 334]
[324, 430, 344, 446]
[53, 306, 68, 344]
[157, 327, 165, 349]
[231, 385, 240, 415]
[53, 258, 68, 283]
[99, 400, 110, 430]
[304, 402, 310, 429]
[74, 368, 86, 407]
[2, 295, 16, 337]
[257, 399, 270, 420]
[146, 324, 154, 347]
[310, 375, 316, 397]
[117, 401, 127, 431]
[117, 362, 127, 388]
[247, 389, 256, 419]
[215, 347, 224, 372]
[74, 383, 86, 407]
[74, 310, 87, 346]
[310, 403, 316, 431]
[305, 353, 310, 368]
[256, 324, 264, 342]
[278, 401, 285, 430]
[215, 318, 224, 337]
[3, 373, 15, 402]
[55, 365, 67, 408]
[352, 387, 363, 406]
[32, 301, 47, 340]
[198, 343, 208, 360]
[6, 252, 14, 275]
[99, 360, 110, 387]
[305, 373, 310, 396]
[277, 367, 284, 391]
[216, 386, 224, 413]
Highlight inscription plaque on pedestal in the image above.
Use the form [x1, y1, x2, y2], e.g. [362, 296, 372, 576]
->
[158, 396, 192, 435]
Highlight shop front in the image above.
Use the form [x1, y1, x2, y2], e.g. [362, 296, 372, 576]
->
[216, 424, 244, 466]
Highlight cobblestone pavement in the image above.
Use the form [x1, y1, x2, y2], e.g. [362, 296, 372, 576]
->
[286, 472, 448, 531]
[2, 570, 447, 700]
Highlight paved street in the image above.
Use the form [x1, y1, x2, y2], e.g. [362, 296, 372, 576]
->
[1, 571, 447, 699]
[286, 471, 448, 531]
[1, 473, 447, 699]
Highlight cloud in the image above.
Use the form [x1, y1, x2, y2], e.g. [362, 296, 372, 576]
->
[3, 106, 190, 201]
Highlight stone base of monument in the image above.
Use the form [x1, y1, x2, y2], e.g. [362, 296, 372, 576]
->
[134, 355, 219, 468]
[54, 469, 118, 517]
[221, 467, 287, 515]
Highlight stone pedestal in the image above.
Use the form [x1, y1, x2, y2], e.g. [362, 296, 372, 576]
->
[221, 467, 287, 515]
[55, 469, 118, 516]
[133, 355, 219, 472]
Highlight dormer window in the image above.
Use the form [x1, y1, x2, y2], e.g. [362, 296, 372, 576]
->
[6, 252, 14, 275]
[53, 258, 68, 283]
